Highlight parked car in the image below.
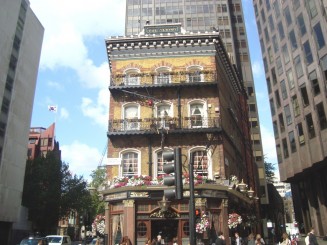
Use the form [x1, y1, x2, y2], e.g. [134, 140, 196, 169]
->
[20, 236, 48, 245]
[46, 235, 71, 245]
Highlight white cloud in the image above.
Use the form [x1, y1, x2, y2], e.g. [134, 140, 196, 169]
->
[81, 88, 109, 128]
[60, 107, 69, 119]
[47, 80, 64, 90]
[30, 0, 124, 88]
[61, 141, 102, 180]
[252, 60, 264, 77]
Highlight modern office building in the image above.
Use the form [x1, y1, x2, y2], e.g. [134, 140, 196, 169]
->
[253, 0, 327, 236]
[103, 24, 260, 245]
[0, 0, 44, 244]
[125, 0, 268, 208]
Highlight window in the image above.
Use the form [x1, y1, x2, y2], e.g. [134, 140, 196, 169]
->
[275, 90, 281, 108]
[272, 35, 279, 53]
[276, 144, 282, 163]
[190, 103, 205, 127]
[309, 70, 320, 96]
[278, 22, 285, 40]
[306, 0, 318, 18]
[122, 151, 139, 177]
[260, 39, 265, 54]
[291, 95, 300, 117]
[305, 113, 315, 139]
[303, 41, 313, 65]
[293, 0, 300, 10]
[286, 69, 295, 89]
[284, 6, 292, 26]
[321, 55, 327, 80]
[249, 104, 256, 112]
[187, 66, 203, 83]
[289, 30, 298, 51]
[124, 69, 140, 85]
[123, 104, 139, 130]
[155, 67, 171, 84]
[300, 86, 310, 107]
[288, 131, 296, 153]
[313, 23, 325, 49]
[273, 1, 280, 18]
[276, 57, 283, 75]
[316, 102, 327, 130]
[250, 117, 258, 127]
[280, 80, 288, 100]
[192, 150, 208, 177]
[267, 78, 272, 94]
[282, 44, 290, 64]
[268, 47, 273, 64]
[284, 104, 292, 125]
[265, 0, 271, 10]
[268, 15, 274, 31]
[297, 123, 305, 145]
[264, 28, 270, 43]
[273, 121, 279, 138]
[297, 14, 306, 36]
[270, 99, 276, 116]
[263, 57, 268, 73]
[271, 68, 277, 85]
[1, 97, 10, 114]
[282, 138, 289, 158]
[294, 55, 304, 78]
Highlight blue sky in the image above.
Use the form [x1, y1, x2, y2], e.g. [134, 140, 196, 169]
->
[29, 0, 277, 181]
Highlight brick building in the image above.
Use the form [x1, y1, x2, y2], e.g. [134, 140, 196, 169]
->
[101, 24, 260, 245]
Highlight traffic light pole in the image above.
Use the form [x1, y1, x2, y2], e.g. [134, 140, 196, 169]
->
[189, 154, 196, 245]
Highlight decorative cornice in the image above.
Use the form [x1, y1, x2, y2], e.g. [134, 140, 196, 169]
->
[123, 199, 134, 207]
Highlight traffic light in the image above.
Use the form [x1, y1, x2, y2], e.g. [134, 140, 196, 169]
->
[162, 148, 183, 200]
[195, 209, 201, 218]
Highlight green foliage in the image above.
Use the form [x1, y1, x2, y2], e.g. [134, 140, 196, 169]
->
[89, 167, 106, 218]
[22, 151, 92, 234]
[264, 161, 276, 183]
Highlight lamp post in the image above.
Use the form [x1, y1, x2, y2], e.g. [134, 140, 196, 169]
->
[189, 154, 196, 245]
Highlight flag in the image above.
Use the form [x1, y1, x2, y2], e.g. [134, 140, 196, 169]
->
[48, 105, 57, 112]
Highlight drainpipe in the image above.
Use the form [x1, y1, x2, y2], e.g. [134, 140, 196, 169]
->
[177, 88, 181, 127]
[148, 138, 152, 176]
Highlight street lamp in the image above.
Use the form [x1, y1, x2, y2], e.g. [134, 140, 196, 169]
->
[158, 195, 171, 212]
[247, 187, 254, 198]
[237, 179, 247, 192]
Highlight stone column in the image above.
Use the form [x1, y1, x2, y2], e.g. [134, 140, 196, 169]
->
[123, 199, 135, 243]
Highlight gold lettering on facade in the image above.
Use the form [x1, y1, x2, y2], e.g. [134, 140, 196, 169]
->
[150, 209, 180, 218]
[130, 192, 149, 197]
[195, 198, 207, 207]
[123, 199, 135, 207]
[105, 192, 127, 201]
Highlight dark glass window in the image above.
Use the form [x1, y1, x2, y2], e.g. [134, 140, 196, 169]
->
[273, 121, 279, 138]
[300, 86, 310, 107]
[275, 90, 281, 108]
[268, 15, 274, 31]
[291, 95, 300, 117]
[306, 0, 318, 18]
[270, 99, 276, 116]
[294, 55, 304, 78]
[313, 23, 325, 49]
[289, 131, 297, 153]
[309, 70, 320, 96]
[284, 6, 292, 26]
[273, 1, 280, 18]
[284, 104, 292, 125]
[276, 144, 282, 163]
[261, 9, 266, 22]
[282, 138, 289, 158]
[303, 41, 313, 65]
[267, 78, 272, 94]
[282, 44, 290, 64]
[279, 113, 285, 133]
[289, 30, 298, 51]
[278, 22, 285, 40]
[272, 35, 279, 52]
[297, 14, 306, 36]
[316, 103, 327, 130]
[305, 113, 316, 139]
[280, 80, 288, 100]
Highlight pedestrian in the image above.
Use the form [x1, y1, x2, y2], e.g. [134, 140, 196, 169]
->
[281, 232, 290, 245]
[234, 232, 243, 245]
[255, 234, 265, 245]
[145, 238, 151, 245]
[156, 234, 162, 245]
[215, 231, 226, 245]
[151, 238, 157, 245]
[172, 237, 178, 245]
[305, 233, 310, 245]
[309, 227, 319, 245]
[247, 233, 255, 245]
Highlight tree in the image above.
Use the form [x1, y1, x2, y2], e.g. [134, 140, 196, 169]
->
[264, 161, 276, 183]
[89, 167, 106, 218]
[22, 151, 92, 234]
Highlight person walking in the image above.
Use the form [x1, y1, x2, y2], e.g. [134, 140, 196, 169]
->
[281, 232, 291, 245]
[215, 231, 226, 245]
[309, 227, 319, 245]
[255, 234, 265, 245]
[234, 232, 243, 245]
[247, 233, 255, 245]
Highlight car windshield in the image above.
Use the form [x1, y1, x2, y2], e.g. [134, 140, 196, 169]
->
[20, 238, 41, 245]
[47, 237, 62, 242]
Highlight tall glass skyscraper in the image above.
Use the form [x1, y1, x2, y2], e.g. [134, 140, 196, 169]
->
[125, 0, 268, 206]
[253, 0, 327, 236]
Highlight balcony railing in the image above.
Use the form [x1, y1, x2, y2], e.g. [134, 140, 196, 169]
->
[108, 116, 220, 134]
[109, 71, 217, 87]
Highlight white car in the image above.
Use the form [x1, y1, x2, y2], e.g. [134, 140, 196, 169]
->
[46, 235, 71, 245]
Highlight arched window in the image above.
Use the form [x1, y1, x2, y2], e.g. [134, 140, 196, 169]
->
[192, 150, 208, 177]
[121, 151, 139, 177]
[187, 66, 204, 83]
[123, 104, 139, 130]
[124, 68, 140, 85]
[156, 103, 172, 129]
[155, 67, 171, 84]
[190, 102, 205, 127]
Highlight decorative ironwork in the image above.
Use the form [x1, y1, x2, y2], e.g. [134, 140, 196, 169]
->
[149, 209, 180, 218]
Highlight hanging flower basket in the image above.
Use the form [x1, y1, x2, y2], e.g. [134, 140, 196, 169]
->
[196, 212, 210, 234]
[92, 214, 105, 237]
[228, 213, 242, 229]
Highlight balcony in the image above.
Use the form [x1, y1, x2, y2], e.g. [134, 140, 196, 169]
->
[107, 116, 221, 136]
[109, 71, 217, 88]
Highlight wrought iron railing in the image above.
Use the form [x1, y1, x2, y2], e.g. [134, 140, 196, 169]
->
[108, 116, 220, 133]
[109, 71, 217, 87]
